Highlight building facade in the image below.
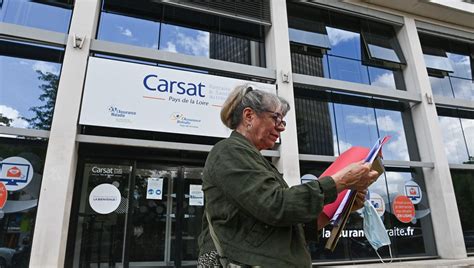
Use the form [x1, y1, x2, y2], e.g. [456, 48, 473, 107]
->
[0, 0, 473, 267]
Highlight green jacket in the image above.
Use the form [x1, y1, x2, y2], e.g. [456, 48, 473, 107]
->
[198, 131, 337, 267]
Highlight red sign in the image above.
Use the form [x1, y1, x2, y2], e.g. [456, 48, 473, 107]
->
[0, 183, 7, 209]
[393, 195, 415, 223]
[6, 167, 21, 178]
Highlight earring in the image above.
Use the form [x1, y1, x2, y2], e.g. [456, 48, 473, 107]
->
[247, 123, 252, 130]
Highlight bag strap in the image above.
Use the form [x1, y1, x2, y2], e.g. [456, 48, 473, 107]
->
[206, 211, 229, 267]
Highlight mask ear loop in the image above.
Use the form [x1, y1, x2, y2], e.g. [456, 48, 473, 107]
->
[375, 246, 393, 264]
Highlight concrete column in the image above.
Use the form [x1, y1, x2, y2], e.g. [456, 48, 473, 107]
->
[266, 0, 300, 187]
[397, 16, 466, 259]
[29, 0, 101, 267]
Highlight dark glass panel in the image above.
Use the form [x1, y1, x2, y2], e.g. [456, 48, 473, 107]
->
[451, 170, 474, 252]
[294, 89, 335, 156]
[70, 160, 132, 267]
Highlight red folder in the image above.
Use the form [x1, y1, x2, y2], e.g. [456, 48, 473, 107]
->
[320, 146, 370, 219]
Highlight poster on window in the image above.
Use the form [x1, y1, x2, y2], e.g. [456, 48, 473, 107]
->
[147, 178, 164, 200]
[189, 184, 204, 206]
[79, 57, 276, 138]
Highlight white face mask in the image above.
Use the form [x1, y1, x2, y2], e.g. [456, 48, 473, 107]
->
[363, 200, 393, 263]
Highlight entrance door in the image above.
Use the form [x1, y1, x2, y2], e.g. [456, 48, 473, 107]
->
[68, 159, 204, 268]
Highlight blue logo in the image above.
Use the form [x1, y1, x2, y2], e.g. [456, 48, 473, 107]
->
[143, 74, 206, 97]
[170, 112, 201, 128]
[108, 106, 137, 118]
[148, 189, 154, 195]
[155, 189, 161, 195]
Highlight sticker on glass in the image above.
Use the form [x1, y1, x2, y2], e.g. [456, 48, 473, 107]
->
[189, 184, 204, 206]
[369, 192, 385, 217]
[0, 183, 7, 209]
[392, 195, 415, 223]
[146, 178, 163, 200]
[89, 183, 121, 214]
[404, 180, 422, 205]
[300, 174, 317, 184]
[0, 157, 34, 191]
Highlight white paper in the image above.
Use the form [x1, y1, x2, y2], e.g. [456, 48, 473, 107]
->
[331, 190, 352, 225]
[147, 178, 163, 200]
[189, 184, 204, 206]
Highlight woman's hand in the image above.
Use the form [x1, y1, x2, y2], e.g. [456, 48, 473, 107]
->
[351, 190, 367, 212]
[332, 160, 380, 192]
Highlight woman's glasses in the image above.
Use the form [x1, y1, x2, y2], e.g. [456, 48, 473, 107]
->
[265, 110, 286, 127]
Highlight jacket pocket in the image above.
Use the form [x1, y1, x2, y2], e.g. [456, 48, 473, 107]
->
[244, 222, 274, 247]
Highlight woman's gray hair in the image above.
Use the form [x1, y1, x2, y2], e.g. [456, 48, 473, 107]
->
[220, 84, 290, 129]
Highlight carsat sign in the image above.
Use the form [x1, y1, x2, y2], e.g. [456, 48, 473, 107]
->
[80, 57, 276, 138]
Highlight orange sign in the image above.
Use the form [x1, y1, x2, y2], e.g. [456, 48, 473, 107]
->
[393, 195, 415, 223]
[0, 183, 7, 209]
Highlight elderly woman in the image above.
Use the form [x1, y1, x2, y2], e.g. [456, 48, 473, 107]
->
[198, 85, 379, 267]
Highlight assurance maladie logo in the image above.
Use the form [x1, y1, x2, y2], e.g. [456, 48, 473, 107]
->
[170, 112, 201, 128]
[108, 106, 137, 123]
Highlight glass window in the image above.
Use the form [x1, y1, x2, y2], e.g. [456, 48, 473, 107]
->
[295, 91, 335, 156]
[451, 170, 474, 252]
[368, 67, 397, 89]
[97, 12, 160, 49]
[438, 116, 470, 164]
[450, 77, 473, 101]
[333, 101, 378, 152]
[299, 162, 436, 261]
[429, 76, 454, 98]
[0, 40, 64, 130]
[460, 118, 474, 162]
[286, 5, 330, 50]
[423, 53, 455, 73]
[375, 109, 409, 161]
[361, 21, 405, 65]
[288, 5, 405, 90]
[295, 90, 413, 161]
[289, 28, 330, 49]
[159, 24, 209, 57]
[326, 27, 361, 60]
[69, 160, 133, 267]
[420, 34, 473, 101]
[97, 1, 265, 67]
[0, 0, 72, 33]
[447, 52, 472, 80]
[367, 42, 400, 63]
[382, 169, 435, 257]
[0, 137, 48, 268]
[327, 56, 370, 84]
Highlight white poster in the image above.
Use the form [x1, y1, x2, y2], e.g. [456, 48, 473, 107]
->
[80, 57, 276, 138]
[147, 178, 164, 200]
[189, 184, 204, 206]
[89, 184, 121, 214]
